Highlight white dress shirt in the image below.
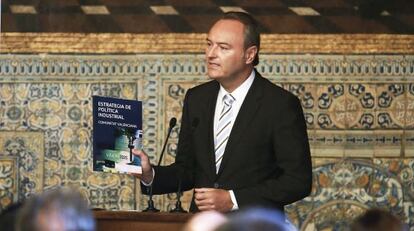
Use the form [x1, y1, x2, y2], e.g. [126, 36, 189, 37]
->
[214, 70, 255, 210]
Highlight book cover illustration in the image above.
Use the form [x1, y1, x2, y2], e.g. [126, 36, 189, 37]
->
[93, 96, 142, 174]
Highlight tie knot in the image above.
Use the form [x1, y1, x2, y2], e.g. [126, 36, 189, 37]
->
[223, 94, 235, 107]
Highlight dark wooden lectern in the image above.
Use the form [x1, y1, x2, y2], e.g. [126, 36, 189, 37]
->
[94, 210, 192, 231]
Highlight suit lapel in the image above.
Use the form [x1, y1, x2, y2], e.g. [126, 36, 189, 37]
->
[216, 73, 264, 177]
[206, 82, 220, 180]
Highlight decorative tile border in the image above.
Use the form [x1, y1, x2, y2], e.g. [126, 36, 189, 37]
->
[0, 55, 413, 78]
[1, 34, 413, 54]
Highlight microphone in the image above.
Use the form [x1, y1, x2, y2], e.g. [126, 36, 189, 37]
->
[158, 117, 177, 166]
[170, 169, 186, 213]
[170, 118, 198, 213]
[143, 117, 177, 212]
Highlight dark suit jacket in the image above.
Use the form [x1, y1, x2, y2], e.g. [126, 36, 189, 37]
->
[143, 71, 312, 212]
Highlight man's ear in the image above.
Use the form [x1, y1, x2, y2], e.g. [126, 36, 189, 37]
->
[245, 46, 258, 65]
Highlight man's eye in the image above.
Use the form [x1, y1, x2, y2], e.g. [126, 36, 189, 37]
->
[220, 46, 229, 50]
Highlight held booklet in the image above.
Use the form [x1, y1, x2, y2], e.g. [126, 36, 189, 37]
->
[92, 96, 142, 174]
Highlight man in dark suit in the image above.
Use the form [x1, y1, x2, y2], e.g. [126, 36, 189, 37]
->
[133, 11, 312, 213]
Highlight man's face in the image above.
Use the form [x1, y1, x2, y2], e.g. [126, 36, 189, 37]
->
[205, 19, 248, 82]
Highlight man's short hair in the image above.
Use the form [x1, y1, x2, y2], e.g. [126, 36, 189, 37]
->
[215, 208, 292, 231]
[17, 187, 95, 231]
[351, 208, 405, 231]
[221, 11, 261, 66]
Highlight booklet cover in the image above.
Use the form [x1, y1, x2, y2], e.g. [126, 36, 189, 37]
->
[92, 96, 142, 174]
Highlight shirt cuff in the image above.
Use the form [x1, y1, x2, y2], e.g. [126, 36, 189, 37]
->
[141, 168, 155, 186]
[228, 190, 239, 211]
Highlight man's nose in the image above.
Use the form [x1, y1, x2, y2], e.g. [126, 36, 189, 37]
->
[206, 45, 217, 58]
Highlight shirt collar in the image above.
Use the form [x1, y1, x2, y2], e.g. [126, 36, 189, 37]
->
[218, 70, 255, 102]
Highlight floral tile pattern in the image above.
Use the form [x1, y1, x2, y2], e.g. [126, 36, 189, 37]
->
[0, 132, 44, 210]
[0, 54, 413, 230]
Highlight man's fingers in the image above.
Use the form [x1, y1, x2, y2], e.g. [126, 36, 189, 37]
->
[129, 149, 153, 182]
[131, 149, 151, 169]
[194, 189, 214, 201]
[128, 173, 142, 178]
[132, 149, 145, 157]
[194, 192, 204, 200]
[194, 189, 233, 212]
[194, 199, 211, 210]
[194, 191, 213, 201]
[194, 188, 214, 193]
[195, 199, 215, 211]
[194, 191, 214, 206]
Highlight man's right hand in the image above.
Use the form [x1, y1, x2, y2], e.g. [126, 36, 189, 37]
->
[131, 149, 153, 184]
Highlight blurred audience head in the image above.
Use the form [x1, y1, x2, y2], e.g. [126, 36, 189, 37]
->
[214, 208, 295, 231]
[16, 187, 95, 231]
[351, 208, 405, 231]
[183, 210, 228, 231]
